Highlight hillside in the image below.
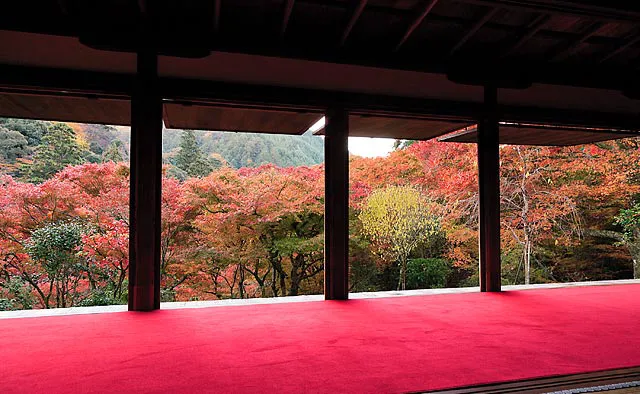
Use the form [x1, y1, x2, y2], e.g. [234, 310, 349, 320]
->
[0, 119, 324, 170]
[162, 129, 324, 168]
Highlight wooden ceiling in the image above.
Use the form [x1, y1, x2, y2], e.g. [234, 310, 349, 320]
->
[2, 0, 640, 92]
[0, 92, 131, 126]
[1, 1, 640, 133]
[438, 123, 640, 146]
[0, 93, 321, 134]
[163, 103, 321, 135]
[315, 114, 473, 140]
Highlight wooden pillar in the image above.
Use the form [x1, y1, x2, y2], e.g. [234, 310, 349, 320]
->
[128, 46, 163, 311]
[324, 107, 349, 300]
[477, 85, 501, 292]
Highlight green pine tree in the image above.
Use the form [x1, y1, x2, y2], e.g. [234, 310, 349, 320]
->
[175, 130, 213, 178]
[102, 140, 126, 163]
[27, 123, 86, 182]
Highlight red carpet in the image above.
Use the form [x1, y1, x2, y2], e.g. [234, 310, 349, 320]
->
[1, 284, 640, 393]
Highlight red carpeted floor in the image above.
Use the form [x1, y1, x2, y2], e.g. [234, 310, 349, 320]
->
[1, 284, 640, 394]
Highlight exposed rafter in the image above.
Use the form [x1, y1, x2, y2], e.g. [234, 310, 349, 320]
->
[214, 0, 221, 33]
[453, 0, 640, 23]
[281, 0, 295, 37]
[599, 32, 640, 63]
[551, 21, 604, 62]
[137, 0, 147, 15]
[339, 0, 368, 47]
[448, 7, 499, 56]
[56, 0, 69, 16]
[394, 0, 440, 52]
[501, 14, 550, 58]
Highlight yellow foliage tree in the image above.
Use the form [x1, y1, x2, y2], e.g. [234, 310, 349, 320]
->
[359, 185, 440, 290]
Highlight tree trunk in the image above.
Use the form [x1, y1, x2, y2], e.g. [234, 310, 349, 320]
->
[524, 238, 531, 285]
[397, 257, 407, 291]
[288, 255, 303, 296]
[238, 266, 245, 299]
[271, 268, 278, 297]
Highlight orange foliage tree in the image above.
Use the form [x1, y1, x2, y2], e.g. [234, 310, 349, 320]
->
[1, 134, 639, 309]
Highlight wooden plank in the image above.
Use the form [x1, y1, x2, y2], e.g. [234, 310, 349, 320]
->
[314, 114, 473, 139]
[128, 48, 162, 311]
[439, 124, 640, 146]
[599, 31, 640, 63]
[477, 85, 501, 293]
[324, 106, 349, 300]
[453, 0, 640, 23]
[428, 366, 640, 393]
[394, 0, 440, 51]
[551, 21, 604, 61]
[339, 0, 368, 47]
[163, 102, 320, 134]
[0, 92, 130, 125]
[500, 14, 551, 57]
[449, 7, 500, 56]
[348, 115, 472, 140]
[281, 0, 295, 37]
[214, 0, 221, 33]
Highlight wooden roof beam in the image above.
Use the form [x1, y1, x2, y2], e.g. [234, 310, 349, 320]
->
[599, 32, 640, 63]
[214, 0, 221, 33]
[449, 7, 500, 56]
[501, 14, 550, 58]
[281, 0, 295, 37]
[453, 0, 640, 23]
[56, 0, 69, 16]
[339, 0, 368, 47]
[394, 0, 439, 52]
[551, 21, 604, 62]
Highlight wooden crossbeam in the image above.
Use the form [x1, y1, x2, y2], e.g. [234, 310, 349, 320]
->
[339, 0, 368, 47]
[501, 14, 550, 58]
[453, 0, 640, 23]
[214, 0, 221, 33]
[394, 0, 440, 52]
[599, 31, 640, 63]
[56, 0, 69, 16]
[281, 0, 295, 37]
[449, 7, 500, 56]
[551, 21, 604, 61]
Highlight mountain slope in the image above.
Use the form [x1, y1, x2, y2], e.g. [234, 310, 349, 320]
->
[162, 129, 324, 168]
[1, 119, 325, 170]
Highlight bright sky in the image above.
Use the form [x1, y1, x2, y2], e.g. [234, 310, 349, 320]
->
[348, 137, 395, 158]
[307, 117, 396, 158]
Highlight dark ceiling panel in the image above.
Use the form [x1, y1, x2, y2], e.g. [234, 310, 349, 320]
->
[0, 92, 130, 125]
[315, 114, 473, 140]
[438, 123, 640, 146]
[163, 103, 321, 135]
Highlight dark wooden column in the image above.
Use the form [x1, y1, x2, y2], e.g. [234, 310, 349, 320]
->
[477, 85, 501, 292]
[128, 46, 163, 311]
[324, 107, 349, 300]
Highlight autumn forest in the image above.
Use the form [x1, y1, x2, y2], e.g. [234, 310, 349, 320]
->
[0, 118, 639, 310]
